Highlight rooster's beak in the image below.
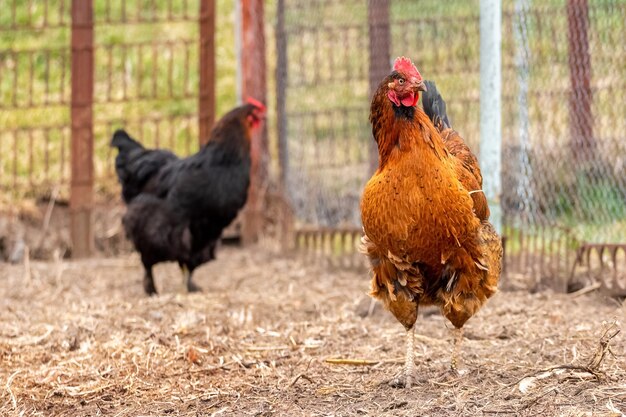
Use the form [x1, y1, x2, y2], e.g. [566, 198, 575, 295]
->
[415, 80, 427, 92]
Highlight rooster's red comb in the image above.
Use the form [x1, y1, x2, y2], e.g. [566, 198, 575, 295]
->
[393, 56, 422, 80]
[246, 97, 266, 112]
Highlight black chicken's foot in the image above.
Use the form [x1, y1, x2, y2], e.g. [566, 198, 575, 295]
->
[187, 279, 202, 293]
[143, 272, 157, 296]
[179, 265, 202, 293]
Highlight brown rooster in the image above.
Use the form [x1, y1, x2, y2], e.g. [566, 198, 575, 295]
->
[360, 57, 502, 388]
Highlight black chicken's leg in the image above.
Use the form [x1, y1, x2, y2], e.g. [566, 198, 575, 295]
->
[179, 264, 201, 293]
[186, 266, 202, 293]
[143, 265, 157, 295]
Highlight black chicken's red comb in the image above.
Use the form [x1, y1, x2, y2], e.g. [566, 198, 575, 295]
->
[246, 97, 266, 112]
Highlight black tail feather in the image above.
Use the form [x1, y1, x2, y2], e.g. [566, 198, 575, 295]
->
[422, 80, 450, 130]
[110, 129, 144, 152]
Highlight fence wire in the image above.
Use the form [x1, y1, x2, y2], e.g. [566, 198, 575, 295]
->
[1, 0, 625, 283]
[0, 0, 227, 198]
[278, 0, 625, 282]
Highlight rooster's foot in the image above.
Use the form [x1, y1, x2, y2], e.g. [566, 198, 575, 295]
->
[386, 369, 420, 389]
[432, 366, 468, 384]
[449, 366, 468, 377]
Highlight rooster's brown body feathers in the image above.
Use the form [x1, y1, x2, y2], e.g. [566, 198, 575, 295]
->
[361, 78, 502, 331]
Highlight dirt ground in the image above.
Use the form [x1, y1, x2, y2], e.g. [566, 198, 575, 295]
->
[1, 245, 625, 416]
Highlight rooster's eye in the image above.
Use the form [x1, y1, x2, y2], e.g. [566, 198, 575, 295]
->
[398, 78, 405, 85]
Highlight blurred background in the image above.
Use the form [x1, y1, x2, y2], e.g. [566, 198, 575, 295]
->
[0, 0, 625, 292]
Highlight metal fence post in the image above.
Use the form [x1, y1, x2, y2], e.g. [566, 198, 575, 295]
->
[367, 0, 390, 174]
[567, 0, 594, 166]
[276, 0, 288, 191]
[480, 0, 502, 234]
[70, 0, 94, 258]
[238, 0, 268, 244]
[199, 0, 216, 146]
[275, 0, 294, 248]
[514, 0, 534, 221]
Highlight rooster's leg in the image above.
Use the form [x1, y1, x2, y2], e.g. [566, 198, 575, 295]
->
[389, 325, 416, 388]
[405, 325, 416, 387]
[450, 327, 464, 372]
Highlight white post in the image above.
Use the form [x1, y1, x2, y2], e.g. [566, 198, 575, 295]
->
[480, 0, 502, 233]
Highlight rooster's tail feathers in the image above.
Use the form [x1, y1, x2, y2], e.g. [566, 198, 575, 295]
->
[422, 80, 450, 130]
[110, 129, 144, 152]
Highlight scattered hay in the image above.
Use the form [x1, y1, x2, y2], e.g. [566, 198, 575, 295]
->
[518, 321, 621, 393]
[0, 247, 624, 416]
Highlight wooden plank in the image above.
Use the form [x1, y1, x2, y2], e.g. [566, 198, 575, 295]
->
[198, 0, 216, 146]
[367, 0, 390, 174]
[238, 0, 268, 245]
[567, 0, 595, 164]
[70, 0, 94, 258]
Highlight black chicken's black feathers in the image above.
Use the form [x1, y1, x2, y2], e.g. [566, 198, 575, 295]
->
[121, 194, 192, 266]
[421, 80, 451, 130]
[110, 103, 263, 294]
[110, 130, 178, 203]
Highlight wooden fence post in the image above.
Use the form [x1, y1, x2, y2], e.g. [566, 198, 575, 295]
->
[199, 0, 216, 146]
[368, 0, 390, 174]
[238, 0, 268, 245]
[70, 0, 94, 258]
[567, 0, 594, 166]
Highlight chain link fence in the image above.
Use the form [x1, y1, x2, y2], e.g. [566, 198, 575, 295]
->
[277, 0, 626, 284]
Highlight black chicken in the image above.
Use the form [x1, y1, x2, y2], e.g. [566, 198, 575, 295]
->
[111, 99, 266, 295]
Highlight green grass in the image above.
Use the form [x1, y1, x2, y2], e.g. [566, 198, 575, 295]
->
[0, 0, 238, 196]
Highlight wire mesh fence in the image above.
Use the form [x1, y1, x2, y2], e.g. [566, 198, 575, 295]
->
[0, 0, 70, 195]
[0, 0, 237, 198]
[278, 0, 626, 285]
[1, 0, 625, 285]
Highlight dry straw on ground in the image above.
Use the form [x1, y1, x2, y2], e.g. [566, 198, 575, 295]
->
[1, 246, 625, 416]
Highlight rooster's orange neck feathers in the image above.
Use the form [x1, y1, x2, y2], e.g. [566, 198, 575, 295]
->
[370, 82, 446, 170]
